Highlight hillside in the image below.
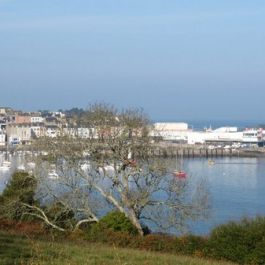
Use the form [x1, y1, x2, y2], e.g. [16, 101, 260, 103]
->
[0, 231, 236, 265]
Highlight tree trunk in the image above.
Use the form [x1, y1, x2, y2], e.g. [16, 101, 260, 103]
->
[128, 210, 144, 236]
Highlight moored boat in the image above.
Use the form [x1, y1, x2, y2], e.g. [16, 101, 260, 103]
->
[0, 161, 11, 171]
[48, 170, 59, 179]
[172, 170, 187, 178]
[208, 159, 215, 166]
[173, 149, 187, 179]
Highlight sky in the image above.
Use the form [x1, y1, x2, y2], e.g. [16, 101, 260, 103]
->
[0, 0, 265, 121]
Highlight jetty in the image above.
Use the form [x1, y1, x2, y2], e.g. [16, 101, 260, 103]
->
[150, 142, 265, 158]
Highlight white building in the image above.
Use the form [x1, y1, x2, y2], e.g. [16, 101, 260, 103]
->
[31, 116, 44, 123]
[63, 127, 78, 138]
[31, 126, 46, 138]
[187, 128, 242, 144]
[6, 124, 32, 144]
[151, 122, 264, 146]
[62, 127, 97, 139]
[151, 122, 189, 142]
[77, 128, 96, 139]
[242, 129, 264, 146]
[51, 111, 66, 118]
[187, 132, 206, 145]
[154, 122, 188, 131]
[187, 128, 264, 146]
[0, 130, 6, 146]
[213, 127, 238, 133]
[204, 130, 243, 144]
[46, 126, 61, 138]
[0, 107, 12, 115]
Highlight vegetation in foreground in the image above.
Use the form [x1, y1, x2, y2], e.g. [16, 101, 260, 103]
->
[1, 171, 265, 264]
[0, 230, 236, 265]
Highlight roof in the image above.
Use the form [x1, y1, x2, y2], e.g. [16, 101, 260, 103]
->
[154, 122, 189, 131]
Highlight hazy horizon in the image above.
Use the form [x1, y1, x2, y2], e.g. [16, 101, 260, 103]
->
[0, 1, 264, 121]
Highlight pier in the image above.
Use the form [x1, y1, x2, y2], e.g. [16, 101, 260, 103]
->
[150, 142, 265, 158]
[1, 142, 265, 158]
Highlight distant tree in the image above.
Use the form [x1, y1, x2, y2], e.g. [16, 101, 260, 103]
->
[39, 110, 52, 118]
[64, 108, 85, 116]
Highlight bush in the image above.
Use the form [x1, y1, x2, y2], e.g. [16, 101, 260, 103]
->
[0, 219, 45, 236]
[46, 202, 75, 230]
[91, 211, 139, 235]
[175, 235, 207, 256]
[1, 171, 37, 202]
[206, 217, 265, 264]
[138, 234, 176, 252]
[0, 172, 38, 221]
[85, 225, 135, 247]
[245, 238, 265, 265]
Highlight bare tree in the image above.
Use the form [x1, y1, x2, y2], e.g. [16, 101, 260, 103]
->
[28, 103, 209, 235]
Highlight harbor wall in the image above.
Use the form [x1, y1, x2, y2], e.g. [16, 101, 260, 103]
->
[150, 143, 265, 158]
[1, 142, 265, 158]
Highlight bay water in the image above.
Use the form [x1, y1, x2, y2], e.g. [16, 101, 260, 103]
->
[1, 154, 265, 235]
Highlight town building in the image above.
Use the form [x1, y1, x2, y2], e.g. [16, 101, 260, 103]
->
[46, 125, 61, 138]
[151, 122, 190, 142]
[6, 123, 32, 145]
[151, 124, 265, 147]
[0, 130, 6, 146]
[0, 107, 13, 115]
[14, 114, 31, 124]
[242, 129, 265, 147]
[77, 128, 94, 138]
[31, 116, 44, 123]
[31, 124, 46, 138]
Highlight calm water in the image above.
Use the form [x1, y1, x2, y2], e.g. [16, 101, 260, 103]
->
[185, 157, 265, 235]
[1, 155, 265, 235]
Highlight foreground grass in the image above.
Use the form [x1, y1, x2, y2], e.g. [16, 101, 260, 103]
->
[0, 231, 236, 265]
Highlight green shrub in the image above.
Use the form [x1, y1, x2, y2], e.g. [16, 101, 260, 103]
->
[245, 238, 265, 265]
[206, 217, 265, 264]
[92, 211, 138, 235]
[0, 171, 38, 221]
[1, 171, 37, 201]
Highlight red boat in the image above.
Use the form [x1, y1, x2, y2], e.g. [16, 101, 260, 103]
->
[172, 170, 187, 178]
[173, 150, 187, 178]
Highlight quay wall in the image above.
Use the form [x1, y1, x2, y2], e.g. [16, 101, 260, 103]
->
[150, 143, 265, 158]
[1, 142, 265, 158]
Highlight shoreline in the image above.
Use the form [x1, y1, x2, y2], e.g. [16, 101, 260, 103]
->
[0, 142, 265, 158]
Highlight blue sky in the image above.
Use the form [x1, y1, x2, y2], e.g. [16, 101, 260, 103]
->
[0, 1, 265, 121]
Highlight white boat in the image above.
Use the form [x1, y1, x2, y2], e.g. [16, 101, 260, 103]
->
[81, 162, 91, 172]
[27, 162, 36, 169]
[17, 164, 26, 171]
[2, 161, 11, 166]
[0, 166, 10, 171]
[48, 170, 59, 179]
[0, 161, 11, 171]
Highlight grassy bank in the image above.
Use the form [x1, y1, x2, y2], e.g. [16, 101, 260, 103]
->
[0, 231, 236, 265]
